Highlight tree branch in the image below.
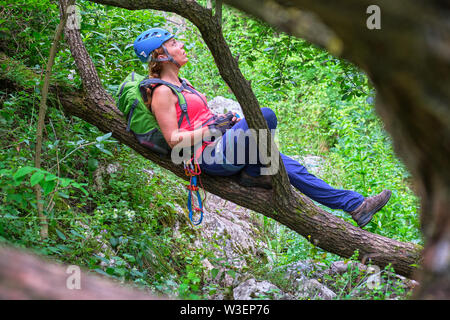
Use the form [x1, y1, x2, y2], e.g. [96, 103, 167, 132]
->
[34, 0, 75, 240]
[0, 51, 422, 278]
[0, 246, 163, 299]
[75, 0, 422, 277]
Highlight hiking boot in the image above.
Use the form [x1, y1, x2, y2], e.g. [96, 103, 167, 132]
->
[349, 190, 392, 228]
[238, 170, 273, 190]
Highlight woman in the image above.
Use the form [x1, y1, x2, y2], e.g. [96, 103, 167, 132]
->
[133, 28, 391, 228]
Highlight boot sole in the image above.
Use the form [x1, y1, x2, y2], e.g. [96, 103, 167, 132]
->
[358, 190, 392, 228]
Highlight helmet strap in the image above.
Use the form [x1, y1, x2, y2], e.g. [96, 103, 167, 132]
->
[152, 44, 181, 68]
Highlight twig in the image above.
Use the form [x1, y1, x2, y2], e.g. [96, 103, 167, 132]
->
[34, 0, 75, 240]
[49, 141, 97, 171]
[45, 118, 61, 213]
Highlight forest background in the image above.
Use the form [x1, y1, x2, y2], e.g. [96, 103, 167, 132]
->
[0, 0, 421, 299]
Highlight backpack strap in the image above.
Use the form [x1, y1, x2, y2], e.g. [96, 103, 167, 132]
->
[126, 99, 139, 132]
[139, 78, 191, 129]
[179, 79, 208, 108]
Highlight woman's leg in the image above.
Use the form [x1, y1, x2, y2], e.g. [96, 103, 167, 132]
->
[280, 153, 364, 212]
[228, 107, 364, 212]
[225, 107, 278, 174]
[203, 107, 365, 212]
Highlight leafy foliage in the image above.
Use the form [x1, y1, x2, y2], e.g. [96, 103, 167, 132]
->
[0, 0, 420, 300]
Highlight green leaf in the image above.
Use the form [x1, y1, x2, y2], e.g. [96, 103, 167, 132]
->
[58, 191, 70, 199]
[95, 144, 112, 156]
[30, 171, 45, 187]
[13, 166, 36, 180]
[96, 132, 112, 142]
[60, 178, 72, 188]
[123, 253, 136, 263]
[55, 229, 66, 241]
[94, 254, 110, 264]
[78, 186, 89, 196]
[93, 269, 110, 277]
[227, 270, 236, 278]
[106, 267, 115, 275]
[211, 268, 219, 279]
[45, 174, 58, 182]
[108, 43, 123, 54]
[115, 268, 126, 276]
[109, 237, 118, 247]
[88, 158, 99, 172]
[42, 179, 56, 195]
[70, 229, 85, 239]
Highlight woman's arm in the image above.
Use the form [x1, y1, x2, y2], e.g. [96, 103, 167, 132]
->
[151, 85, 211, 149]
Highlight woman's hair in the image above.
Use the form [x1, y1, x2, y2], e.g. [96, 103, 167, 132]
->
[148, 47, 165, 78]
[145, 47, 165, 110]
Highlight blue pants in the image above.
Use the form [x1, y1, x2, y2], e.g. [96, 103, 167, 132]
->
[199, 108, 364, 212]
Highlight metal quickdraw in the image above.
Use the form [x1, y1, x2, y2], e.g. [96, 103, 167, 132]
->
[183, 159, 206, 226]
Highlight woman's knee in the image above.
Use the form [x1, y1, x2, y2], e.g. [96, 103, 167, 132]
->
[261, 107, 277, 130]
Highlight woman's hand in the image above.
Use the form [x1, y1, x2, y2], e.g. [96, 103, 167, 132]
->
[231, 111, 241, 124]
[208, 111, 241, 136]
[216, 111, 241, 124]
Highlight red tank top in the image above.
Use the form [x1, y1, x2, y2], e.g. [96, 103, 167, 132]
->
[176, 89, 215, 131]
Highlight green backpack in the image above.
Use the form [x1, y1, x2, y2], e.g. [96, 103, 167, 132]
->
[116, 72, 191, 155]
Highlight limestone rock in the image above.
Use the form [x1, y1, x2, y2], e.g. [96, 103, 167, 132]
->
[233, 278, 284, 300]
[207, 96, 243, 116]
[297, 279, 336, 300]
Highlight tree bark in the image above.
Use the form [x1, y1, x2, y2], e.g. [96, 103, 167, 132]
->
[221, 0, 450, 300]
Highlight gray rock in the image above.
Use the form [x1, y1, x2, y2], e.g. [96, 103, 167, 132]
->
[283, 260, 316, 283]
[283, 259, 327, 283]
[233, 278, 284, 300]
[297, 279, 336, 300]
[289, 155, 323, 176]
[174, 192, 268, 296]
[328, 260, 368, 276]
[208, 96, 243, 116]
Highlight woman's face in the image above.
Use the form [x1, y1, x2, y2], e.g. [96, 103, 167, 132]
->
[162, 38, 188, 67]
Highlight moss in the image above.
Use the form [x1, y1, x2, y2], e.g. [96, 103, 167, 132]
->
[338, 223, 348, 232]
[0, 53, 37, 89]
[103, 111, 116, 121]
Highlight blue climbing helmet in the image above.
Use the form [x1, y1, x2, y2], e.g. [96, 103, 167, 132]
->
[133, 27, 180, 67]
